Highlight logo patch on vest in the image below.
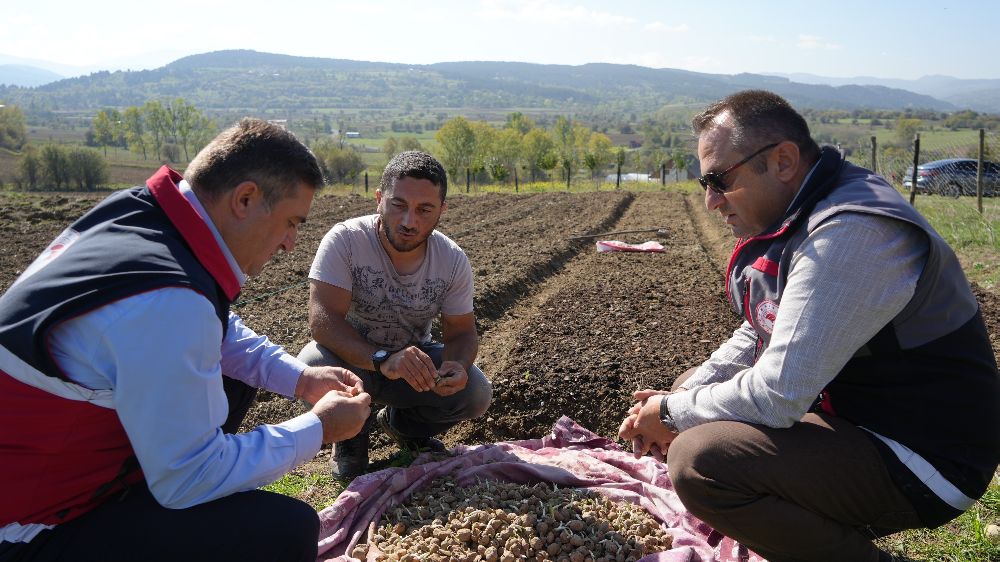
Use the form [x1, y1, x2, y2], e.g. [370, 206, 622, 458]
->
[11, 228, 80, 289]
[755, 299, 779, 334]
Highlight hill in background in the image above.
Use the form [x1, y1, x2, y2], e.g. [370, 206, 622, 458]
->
[0, 50, 966, 116]
[0, 64, 64, 88]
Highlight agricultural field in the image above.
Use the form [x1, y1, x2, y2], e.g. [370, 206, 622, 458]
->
[2, 186, 999, 560]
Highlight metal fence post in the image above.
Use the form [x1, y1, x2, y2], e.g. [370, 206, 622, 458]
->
[364, 171, 368, 193]
[661, 163, 666, 186]
[909, 134, 920, 206]
[978, 128, 985, 214]
[870, 136, 878, 174]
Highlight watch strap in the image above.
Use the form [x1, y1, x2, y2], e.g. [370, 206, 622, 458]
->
[659, 394, 679, 433]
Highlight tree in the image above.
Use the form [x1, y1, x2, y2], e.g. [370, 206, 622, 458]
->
[40, 145, 71, 188]
[399, 136, 424, 152]
[552, 116, 574, 186]
[122, 106, 147, 159]
[0, 105, 28, 151]
[671, 148, 688, 181]
[470, 121, 496, 184]
[382, 137, 400, 164]
[171, 99, 198, 161]
[143, 100, 169, 162]
[894, 118, 922, 148]
[314, 140, 365, 184]
[18, 148, 41, 190]
[522, 127, 556, 182]
[190, 115, 217, 156]
[92, 110, 115, 156]
[505, 112, 535, 135]
[583, 133, 613, 182]
[435, 116, 476, 182]
[66, 148, 108, 190]
[492, 128, 522, 184]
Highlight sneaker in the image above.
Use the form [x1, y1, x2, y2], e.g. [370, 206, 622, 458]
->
[331, 427, 370, 479]
[376, 407, 448, 453]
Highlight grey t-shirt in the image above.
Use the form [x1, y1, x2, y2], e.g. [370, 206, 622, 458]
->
[309, 214, 474, 350]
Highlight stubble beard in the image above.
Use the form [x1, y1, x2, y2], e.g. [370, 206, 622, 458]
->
[380, 214, 437, 253]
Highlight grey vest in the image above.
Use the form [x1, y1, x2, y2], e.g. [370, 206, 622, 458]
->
[727, 147, 1000, 525]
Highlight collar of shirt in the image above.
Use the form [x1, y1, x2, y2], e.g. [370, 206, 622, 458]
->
[785, 159, 822, 214]
[178, 180, 248, 288]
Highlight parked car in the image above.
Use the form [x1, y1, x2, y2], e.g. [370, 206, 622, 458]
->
[902, 158, 1000, 197]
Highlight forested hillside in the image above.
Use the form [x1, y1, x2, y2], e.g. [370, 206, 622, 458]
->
[0, 50, 954, 115]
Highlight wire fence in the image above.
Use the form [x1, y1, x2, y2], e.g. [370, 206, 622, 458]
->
[846, 128, 999, 211]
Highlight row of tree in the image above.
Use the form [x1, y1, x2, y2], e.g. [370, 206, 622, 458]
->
[17, 144, 108, 191]
[432, 113, 617, 187]
[430, 112, 692, 187]
[90, 98, 216, 162]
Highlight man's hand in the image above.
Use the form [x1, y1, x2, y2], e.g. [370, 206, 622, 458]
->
[380, 346, 437, 392]
[432, 361, 468, 396]
[295, 366, 364, 406]
[618, 391, 677, 460]
[311, 390, 372, 444]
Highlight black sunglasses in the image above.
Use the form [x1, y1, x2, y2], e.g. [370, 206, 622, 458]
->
[698, 142, 780, 194]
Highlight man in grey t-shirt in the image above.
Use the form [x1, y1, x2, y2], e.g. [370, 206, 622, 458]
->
[298, 151, 492, 478]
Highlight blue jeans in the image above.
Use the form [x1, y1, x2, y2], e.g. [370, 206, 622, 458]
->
[297, 341, 492, 438]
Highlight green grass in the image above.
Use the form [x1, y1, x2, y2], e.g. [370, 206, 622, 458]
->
[261, 470, 345, 511]
[908, 193, 1000, 289]
[877, 476, 1000, 561]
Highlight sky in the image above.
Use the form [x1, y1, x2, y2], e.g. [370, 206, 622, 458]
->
[1, 0, 996, 80]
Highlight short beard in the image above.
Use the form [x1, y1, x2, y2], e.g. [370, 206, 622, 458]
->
[380, 214, 437, 253]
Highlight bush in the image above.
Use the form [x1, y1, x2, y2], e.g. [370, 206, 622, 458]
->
[67, 148, 108, 190]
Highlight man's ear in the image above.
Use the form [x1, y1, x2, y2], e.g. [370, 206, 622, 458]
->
[374, 188, 384, 211]
[230, 181, 261, 219]
[441, 199, 448, 213]
[774, 141, 801, 183]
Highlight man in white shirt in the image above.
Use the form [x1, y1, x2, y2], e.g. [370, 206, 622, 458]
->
[619, 90, 1000, 561]
[298, 151, 491, 478]
[0, 118, 372, 562]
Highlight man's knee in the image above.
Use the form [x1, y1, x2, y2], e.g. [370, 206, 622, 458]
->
[463, 365, 493, 419]
[297, 340, 343, 368]
[667, 423, 738, 514]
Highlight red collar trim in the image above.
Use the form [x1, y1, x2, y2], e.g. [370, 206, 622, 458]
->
[146, 166, 241, 301]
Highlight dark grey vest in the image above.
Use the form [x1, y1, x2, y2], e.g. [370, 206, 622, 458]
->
[727, 147, 1000, 525]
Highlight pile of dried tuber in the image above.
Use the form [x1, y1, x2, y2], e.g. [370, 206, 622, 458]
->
[351, 476, 672, 562]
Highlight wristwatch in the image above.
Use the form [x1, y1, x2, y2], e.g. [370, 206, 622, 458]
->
[659, 395, 679, 433]
[371, 349, 391, 375]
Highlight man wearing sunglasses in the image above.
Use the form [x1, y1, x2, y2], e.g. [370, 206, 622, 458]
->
[620, 90, 1000, 561]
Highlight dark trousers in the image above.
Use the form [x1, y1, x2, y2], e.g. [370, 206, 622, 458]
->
[1, 378, 319, 562]
[666, 372, 923, 562]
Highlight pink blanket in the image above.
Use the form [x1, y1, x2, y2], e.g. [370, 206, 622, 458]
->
[317, 416, 762, 562]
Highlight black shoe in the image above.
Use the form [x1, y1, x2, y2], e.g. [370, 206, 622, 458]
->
[331, 427, 370, 478]
[376, 407, 448, 453]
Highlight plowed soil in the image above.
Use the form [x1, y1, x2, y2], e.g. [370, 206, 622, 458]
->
[3, 187, 1000, 465]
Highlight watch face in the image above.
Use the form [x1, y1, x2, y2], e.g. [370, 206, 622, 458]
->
[374, 350, 390, 362]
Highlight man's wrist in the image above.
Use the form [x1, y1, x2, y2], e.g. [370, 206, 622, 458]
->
[659, 394, 679, 433]
[371, 349, 391, 375]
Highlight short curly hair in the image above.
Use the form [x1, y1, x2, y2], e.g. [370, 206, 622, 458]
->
[379, 151, 448, 201]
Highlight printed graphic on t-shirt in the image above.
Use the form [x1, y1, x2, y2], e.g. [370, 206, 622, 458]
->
[348, 265, 449, 349]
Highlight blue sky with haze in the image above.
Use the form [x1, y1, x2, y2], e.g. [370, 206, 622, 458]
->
[1, 0, 994, 80]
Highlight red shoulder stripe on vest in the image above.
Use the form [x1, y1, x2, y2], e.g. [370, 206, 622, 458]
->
[751, 256, 780, 277]
[146, 166, 240, 301]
